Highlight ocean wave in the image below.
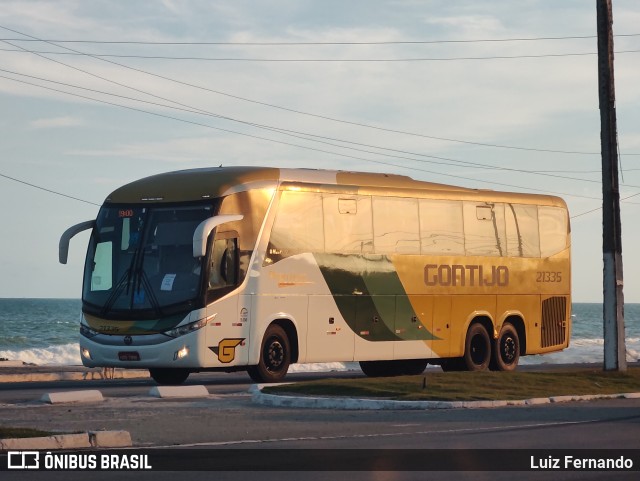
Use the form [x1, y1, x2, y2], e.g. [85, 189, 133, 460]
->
[2, 341, 637, 369]
[0, 343, 82, 366]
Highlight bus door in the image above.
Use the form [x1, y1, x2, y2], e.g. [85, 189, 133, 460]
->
[205, 232, 249, 366]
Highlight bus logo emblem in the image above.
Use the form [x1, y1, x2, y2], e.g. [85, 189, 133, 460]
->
[210, 338, 245, 363]
[124, 336, 133, 346]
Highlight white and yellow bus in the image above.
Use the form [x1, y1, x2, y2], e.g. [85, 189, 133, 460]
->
[60, 166, 571, 384]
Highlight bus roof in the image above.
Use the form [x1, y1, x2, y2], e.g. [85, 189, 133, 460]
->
[105, 166, 566, 207]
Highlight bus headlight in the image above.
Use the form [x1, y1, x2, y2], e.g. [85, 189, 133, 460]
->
[174, 346, 189, 360]
[80, 323, 99, 339]
[81, 348, 92, 360]
[165, 317, 210, 338]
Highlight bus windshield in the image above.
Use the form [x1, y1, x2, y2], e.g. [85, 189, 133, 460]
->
[83, 203, 215, 318]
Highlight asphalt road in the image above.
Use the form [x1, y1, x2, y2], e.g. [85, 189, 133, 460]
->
[1, 369, 639, 480]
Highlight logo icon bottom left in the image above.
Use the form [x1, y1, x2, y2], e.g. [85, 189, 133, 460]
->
[8, 451, 40, 469]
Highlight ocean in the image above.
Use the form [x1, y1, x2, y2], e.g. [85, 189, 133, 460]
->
[0, 299, 638, 368]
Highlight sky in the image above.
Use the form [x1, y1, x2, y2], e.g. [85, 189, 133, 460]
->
[0, 0, 639, 302]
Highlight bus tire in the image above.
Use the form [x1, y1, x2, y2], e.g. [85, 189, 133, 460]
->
[440, 358, 465, 372]
[247, 324, 291, 383]
[359, 361, 395, 377]
[399, 359, 428, 375]
[149, 368, 190, 385]
[359, 359, 427, 377]
[463, 323, 491, 371]
[490, 323, 520, 371]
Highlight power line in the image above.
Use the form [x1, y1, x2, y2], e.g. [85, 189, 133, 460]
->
[0, 71, 627, 204]
[1, 39, 215, 121]
[2, 45, 640, 61]
[3, 30, 640, 200]
[3, 24, 639, 157]
[6, 63, 639, 194]
[0, 66, 623, 190]
[0, 39, 620, 178]
[0, 33, 638, 46]
[571, 193, 640, 219]
[1, 29, 638, 212]
[2, 67, 638, 212]
[0, 172, 100, 206]
[3, 35, 640, 199]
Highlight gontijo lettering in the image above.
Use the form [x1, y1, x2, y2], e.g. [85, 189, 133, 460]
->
[424, 264, 509, 287]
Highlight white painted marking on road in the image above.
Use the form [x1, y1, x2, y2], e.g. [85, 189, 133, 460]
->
[149, 419, 600, 449]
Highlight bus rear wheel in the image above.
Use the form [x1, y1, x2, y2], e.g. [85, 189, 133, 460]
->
[247, 324, 291, 383]
[463, 323, 491, 371]
[490, 323, 520, 371]
[149, 368, 190, 385]
[360, 359, 428, 377]
[440, 358, 465, 372]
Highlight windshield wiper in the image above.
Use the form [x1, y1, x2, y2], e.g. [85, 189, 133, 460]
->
[132, 248, 164, 318]
[100, 250, 137, 317]
[100, 269, 130, 317]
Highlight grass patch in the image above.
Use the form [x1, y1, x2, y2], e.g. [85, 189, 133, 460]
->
[263, 367, 640, 401]
[0, 426, 59, 439]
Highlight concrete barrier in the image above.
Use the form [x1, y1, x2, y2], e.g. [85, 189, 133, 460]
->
[41, 390, 104, 404]
[149, 385, 209, 398]
[0, 431, 132, 450]
[89, 430, 132, 448]
[0, 433, 91, 450]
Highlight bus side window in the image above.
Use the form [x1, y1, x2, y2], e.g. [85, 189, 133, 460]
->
[419, 199, 464, 255]
[209, 237, 238, 289]
[463, 202, 506, 257]
[267, 191, 324, 263]
[323, 194, 373, 254]
[538, 206, 568, 258]
[372, 196, 420, 254]
[505, 204, 540, 258]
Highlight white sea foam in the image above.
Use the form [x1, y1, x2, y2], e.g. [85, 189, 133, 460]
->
[2, 338, 638, 369]
[289, 362, 359, 373]
[0, 343, 82, 366]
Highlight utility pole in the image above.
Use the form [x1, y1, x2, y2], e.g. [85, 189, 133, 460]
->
[596, 0, 626, 372]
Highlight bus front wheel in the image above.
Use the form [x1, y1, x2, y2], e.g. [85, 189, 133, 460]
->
[490, 323, 520, 371]
[463, 323, 491, 371]
[247, 324, 291, 383]
[149, 368, 190, 385]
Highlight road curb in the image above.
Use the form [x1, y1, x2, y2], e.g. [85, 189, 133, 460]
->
[250, 384, 640, 410]
[0, 431, 132, 450]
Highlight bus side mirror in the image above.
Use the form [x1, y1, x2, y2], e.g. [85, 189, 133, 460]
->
[193, 214, 243, 258]
[59, 220, 95, 264]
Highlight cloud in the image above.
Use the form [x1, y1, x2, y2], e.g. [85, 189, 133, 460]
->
[29, 116, 83, 129]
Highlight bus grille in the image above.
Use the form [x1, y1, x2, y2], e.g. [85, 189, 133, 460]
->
[541, 296, 567, 348]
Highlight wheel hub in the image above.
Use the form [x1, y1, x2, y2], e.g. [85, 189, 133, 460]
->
[267, 340, 284, 370]
[502, 337, 516, 362]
